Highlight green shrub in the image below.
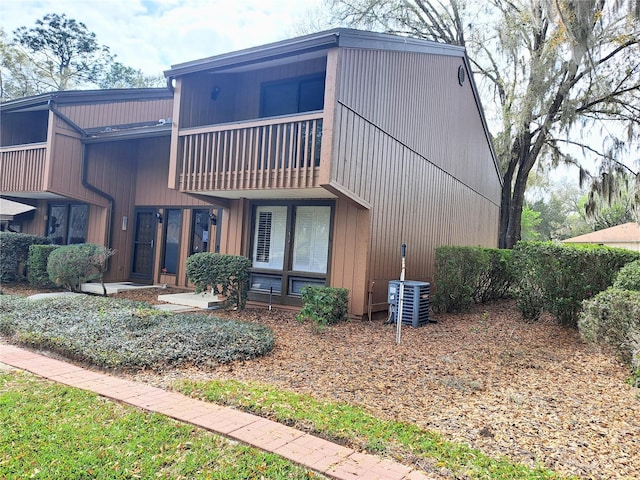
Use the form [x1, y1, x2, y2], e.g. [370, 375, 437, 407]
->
[185, 253, 252, 310]
[0, 232, 50, 283]
[613, 259, 640, 291]
[296, 286, 349, 332]
[579, 288, 640, 386]
[47, 243, 115, 293]
[432, 246, 513, 313]
[512, 242, 640, 326]
[0, 295, 274, 369]
[27, 245, 60, 288]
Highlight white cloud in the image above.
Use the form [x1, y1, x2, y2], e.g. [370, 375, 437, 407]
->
[0, 0, 322, 75]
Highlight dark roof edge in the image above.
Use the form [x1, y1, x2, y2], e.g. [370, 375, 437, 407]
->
[164, 28, 466, 77]
[1, 88, 172, 111]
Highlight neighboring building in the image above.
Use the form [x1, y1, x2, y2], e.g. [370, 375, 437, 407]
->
[562, 222, 640, 252]
[0, 88, 216, 284]
[1, 29, 502, 317]
[0, 198, 36, 231]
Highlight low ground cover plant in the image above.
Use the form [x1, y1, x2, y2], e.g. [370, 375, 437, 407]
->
[0, 295, 274, 369]
[296, 286, 349, 332]
[1, 371, 317, 479]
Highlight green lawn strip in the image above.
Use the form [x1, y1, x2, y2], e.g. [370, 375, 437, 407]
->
[0, 371, 320, 479]
[175, 379, 575, 480]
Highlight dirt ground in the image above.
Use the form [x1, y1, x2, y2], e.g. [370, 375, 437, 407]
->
[2, 284, 639, 479]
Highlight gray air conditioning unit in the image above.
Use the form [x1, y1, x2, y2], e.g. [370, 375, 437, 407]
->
[388, 280, 430, 327]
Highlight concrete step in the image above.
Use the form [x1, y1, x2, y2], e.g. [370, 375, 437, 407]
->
[157, 292, 225, 309]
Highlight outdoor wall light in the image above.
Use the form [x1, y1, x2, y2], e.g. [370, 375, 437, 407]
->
[211, 86, 221, 100]
[209, 212, 217, 225]
[155, 212, 163, 223]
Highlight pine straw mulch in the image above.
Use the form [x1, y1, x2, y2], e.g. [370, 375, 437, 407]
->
[2, 284, 639, 479]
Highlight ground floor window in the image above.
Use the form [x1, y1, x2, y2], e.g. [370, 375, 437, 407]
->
[249, 201, 332, 302]
[46, 204, 88, 245]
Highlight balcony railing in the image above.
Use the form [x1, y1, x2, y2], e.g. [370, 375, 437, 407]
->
[177, 112, 323, 192]
[0, 143, 47, 192]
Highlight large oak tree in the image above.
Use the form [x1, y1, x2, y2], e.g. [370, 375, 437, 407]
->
[326, 0, 640, 247]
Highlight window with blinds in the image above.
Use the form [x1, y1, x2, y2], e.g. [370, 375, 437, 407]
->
[256, 211, 272, 262]
[252, 206, 286, 270]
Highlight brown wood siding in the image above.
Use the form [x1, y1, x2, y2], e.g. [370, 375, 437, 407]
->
[331, 102, 499, 310]
[179, 57, 327, 129]
[58, 99, 173, 129]
[220, 199, 247, 256]
[46, 131, 109, 204]
[9, 199, 47, 237]
[0, 144, 47, 193]
[330, 198, 370, 316]
[84, 141, 138, 281]
[336, 48, 500, 205]
[134, 137, 211, 207]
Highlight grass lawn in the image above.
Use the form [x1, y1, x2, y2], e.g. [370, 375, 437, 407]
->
[175, 379, 573, 480]
[0, 370, 320, 479]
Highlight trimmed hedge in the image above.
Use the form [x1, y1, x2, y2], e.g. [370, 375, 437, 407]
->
[512, 242, 640, 327]
[296, 286, 349, 332]
[0, 232, 50, 283]
[27, 245, 60, 288]
[579, 288, 640, 386]
[613, 259, 640, 291]
[432, 246, 513, 313]
[186, 253, 252, 310]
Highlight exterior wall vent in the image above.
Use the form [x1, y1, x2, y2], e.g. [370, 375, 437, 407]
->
[388, 280, 430, 327]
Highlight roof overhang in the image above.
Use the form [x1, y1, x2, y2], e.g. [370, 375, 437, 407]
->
[1, 88, 172, 113]
[164, 28, 466, 78]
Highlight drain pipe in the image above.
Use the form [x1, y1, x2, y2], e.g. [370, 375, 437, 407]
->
[48, 99, 115, 265]
[81, 143, 115, 255]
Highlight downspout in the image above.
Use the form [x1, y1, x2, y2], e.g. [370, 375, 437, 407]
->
[48, 100, 115, 264]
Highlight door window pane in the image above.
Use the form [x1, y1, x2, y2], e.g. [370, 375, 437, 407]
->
[190, 209, 209, 255]
[67, 205, 88, 244]
[47, 205, 67, 245]
[163, 209, 181, 274]
[252, 206, 287, 270]
[292, 206, 330, 274]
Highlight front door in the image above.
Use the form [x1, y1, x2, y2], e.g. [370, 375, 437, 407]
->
[249, 202, 332, 305]
[131, 209, 156, 281]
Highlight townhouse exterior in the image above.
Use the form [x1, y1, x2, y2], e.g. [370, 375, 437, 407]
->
[1, 28, 502, 317]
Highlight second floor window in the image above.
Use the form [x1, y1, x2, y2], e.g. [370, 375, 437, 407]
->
[260, 74, 325, 118]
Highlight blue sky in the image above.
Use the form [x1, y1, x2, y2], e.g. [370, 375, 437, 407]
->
[0, 0, 323, 75]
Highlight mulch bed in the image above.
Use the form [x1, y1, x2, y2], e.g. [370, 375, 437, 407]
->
[2, 284, 638, 479]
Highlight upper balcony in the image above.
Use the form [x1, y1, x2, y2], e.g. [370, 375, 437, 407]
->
[176, 111, 323, 193]
[0, 143, 47, 193]
[168, 50, 333, 196]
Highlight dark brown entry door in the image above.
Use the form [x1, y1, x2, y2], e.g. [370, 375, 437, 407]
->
[131, 209, 156, 281]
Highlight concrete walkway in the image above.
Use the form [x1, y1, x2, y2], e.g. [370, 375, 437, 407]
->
[0, 344, 434, 480]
